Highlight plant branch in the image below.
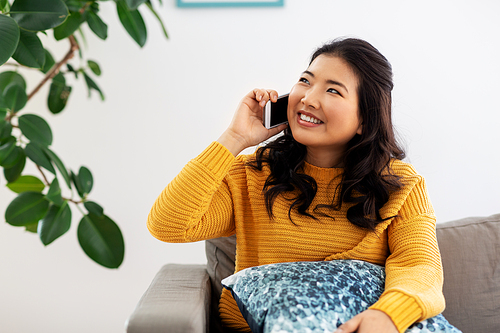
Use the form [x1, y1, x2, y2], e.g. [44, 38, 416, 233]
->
[26, 36, 80, 102]
[36, 163, 83, 205]
[65, 197, 84, 205]
[75, 202, 87, 217]
[36, 164, 50, 186]
[79, 2, 92, 14]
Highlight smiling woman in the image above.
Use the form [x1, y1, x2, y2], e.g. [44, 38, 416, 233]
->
[287, 55, 362, 167]
[147, 37, 460, 333]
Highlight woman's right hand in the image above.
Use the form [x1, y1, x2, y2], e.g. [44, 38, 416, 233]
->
[217, 88, 288, 156]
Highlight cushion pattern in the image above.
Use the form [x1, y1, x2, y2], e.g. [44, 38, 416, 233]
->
[222, 260, 460, 333]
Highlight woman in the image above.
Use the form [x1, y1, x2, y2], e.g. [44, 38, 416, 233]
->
[147, 38, 445, 333]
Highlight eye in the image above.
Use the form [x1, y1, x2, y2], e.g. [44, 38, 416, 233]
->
[327, 88, 340, 95]
[299, 77, 310, 84]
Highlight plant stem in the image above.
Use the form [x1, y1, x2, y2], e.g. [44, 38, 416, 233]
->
[66, 198, 83, 205]
[27, 36, 80, 102]
[2, 62, 21, 68]
[36, 162, 82, 205]
[75, 202, 87, 216]
[79, 2, 92, 14]
[36, 164, 50, 186]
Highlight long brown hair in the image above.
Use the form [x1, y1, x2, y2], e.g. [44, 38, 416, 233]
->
[248, 37, 406, 230]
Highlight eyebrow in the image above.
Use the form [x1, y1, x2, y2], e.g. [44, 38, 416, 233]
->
[302, 70, 349, 93]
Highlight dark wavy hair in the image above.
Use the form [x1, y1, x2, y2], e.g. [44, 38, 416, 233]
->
[248, 37, 406, 230]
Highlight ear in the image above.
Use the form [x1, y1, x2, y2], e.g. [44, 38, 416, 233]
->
[356, 122, 363, 135]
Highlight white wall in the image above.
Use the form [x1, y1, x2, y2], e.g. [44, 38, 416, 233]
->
[1, 1, 499, 332]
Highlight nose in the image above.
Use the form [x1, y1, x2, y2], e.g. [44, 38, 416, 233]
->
[301, 88, 320, 110]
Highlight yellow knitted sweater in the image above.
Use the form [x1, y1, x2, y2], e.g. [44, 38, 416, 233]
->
[147, 142, 445, 333]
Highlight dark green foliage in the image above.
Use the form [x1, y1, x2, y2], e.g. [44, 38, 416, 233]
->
[0, 0, 167, 268]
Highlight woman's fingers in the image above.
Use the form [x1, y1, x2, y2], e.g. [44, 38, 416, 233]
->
[253, 88, 279, 108]
[267, 89, 279, 103]
[267, 123, 288, 138]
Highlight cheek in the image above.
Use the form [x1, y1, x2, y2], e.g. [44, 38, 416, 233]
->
[287, 86, 303, 108]
[287, 86, 301, 119]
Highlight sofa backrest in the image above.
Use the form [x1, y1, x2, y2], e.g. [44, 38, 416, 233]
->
[436, 213, 500, 333]
[206, 213, 500, 333]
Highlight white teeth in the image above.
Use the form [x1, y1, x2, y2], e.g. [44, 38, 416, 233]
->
[300, 113, 321, 124]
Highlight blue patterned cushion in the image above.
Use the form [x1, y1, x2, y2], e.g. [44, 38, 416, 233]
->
[221, 260, 461, 333]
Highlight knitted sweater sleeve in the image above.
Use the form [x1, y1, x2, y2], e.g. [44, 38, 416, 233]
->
[147, 142, 238, 242]
[369, 175, 445, 333]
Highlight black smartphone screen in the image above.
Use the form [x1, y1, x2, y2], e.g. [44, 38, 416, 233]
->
[270, 94, 289, 127]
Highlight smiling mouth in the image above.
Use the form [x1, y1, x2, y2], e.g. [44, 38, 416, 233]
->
[299, 113, 323, 124]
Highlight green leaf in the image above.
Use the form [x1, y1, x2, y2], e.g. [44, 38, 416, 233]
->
[87, 60, 101, 76]
[0, 14, 20, 66]
[87, 11, 107, 40]
[117, 0, 147, 48]
[78, 214, 124, 268]
[10, 0, 69, 32]
[38, 202, 71, 245]
[1, 0, 10, 11]
[125, 0, 147, 10]
[53, 10, 86, 41]
[78, 166, 92, 195]
[70, 170, 83, 197]
[18, 114, 53, 146]
[64, 0, 85, 12]
[83, 72, 104, 100]
[6, 175, 45, 193]
[24, 142, 55, 174]
[42, 146, 71, 189]
[0, 119, 13, 141]
[3, 148, 25, 182]
[0, 144, 22, 168]
[40, 49, 55, 74]
[2, 82, 27, 112]
[145, 1, 168, 39]
[66, 63, 78, 79]
[48, 72, 71, 114]
[12, 29, 45, 69]
[84, 201, 103, 217]
[5, 191, 50, 226]
[0, 136, 16, 166]
[45, 178, 64, 206]
[0, 71, 27, 92]
[25, 222, 38, 233]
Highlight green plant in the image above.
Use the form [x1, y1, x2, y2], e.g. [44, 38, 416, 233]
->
[0, 0, 167, 268]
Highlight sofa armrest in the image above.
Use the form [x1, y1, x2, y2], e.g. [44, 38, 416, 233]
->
[126, 264, 211, 333]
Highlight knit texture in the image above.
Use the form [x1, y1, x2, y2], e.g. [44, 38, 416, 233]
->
[147, 142, 445, 333]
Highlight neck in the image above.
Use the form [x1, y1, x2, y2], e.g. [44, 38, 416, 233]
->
[305, 147, 344, 168]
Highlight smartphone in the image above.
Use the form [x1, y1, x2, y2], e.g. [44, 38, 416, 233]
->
[263, 94, 289, 129]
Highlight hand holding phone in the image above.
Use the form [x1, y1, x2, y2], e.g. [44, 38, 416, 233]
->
[263, 94, 289, 129]
[218, 89, 286, 156]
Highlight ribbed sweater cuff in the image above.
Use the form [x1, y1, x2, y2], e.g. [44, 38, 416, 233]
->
[369, 291, 422, 333]
[196, 141, 236, 179]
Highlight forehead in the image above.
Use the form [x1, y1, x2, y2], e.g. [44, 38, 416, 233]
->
[307, 55, 359, 89]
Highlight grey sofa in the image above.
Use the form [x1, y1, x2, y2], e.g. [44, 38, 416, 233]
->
[126, 213, 500, 333]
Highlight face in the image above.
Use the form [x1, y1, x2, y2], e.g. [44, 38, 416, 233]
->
[287, 55, 362, 167]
